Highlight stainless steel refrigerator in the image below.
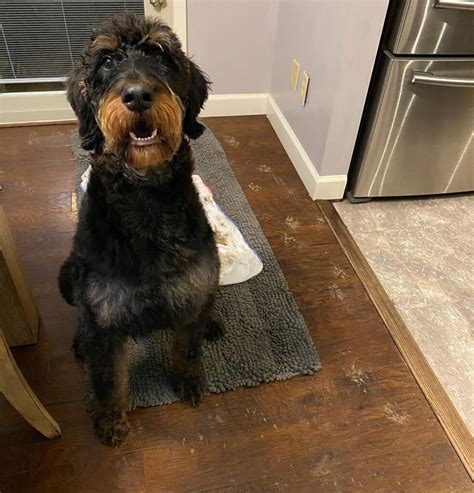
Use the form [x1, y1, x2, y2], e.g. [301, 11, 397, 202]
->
[349, 0, 474, 200]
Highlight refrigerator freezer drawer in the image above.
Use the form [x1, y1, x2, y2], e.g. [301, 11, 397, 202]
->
[351, 52, 474, 198]
[386, 0, 474, 55]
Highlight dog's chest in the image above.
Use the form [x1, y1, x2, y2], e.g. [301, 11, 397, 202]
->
[86, 251, 216, 329]
[82, 171, 218, 329]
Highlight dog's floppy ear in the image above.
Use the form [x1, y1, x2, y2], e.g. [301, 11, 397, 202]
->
[67, 64, 103, 152]
[183, 60, 210, 140]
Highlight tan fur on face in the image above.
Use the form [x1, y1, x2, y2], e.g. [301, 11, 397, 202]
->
[98, 83, 183, 169]
[91, 35, 118, 53]
[145, 29, 174, 51]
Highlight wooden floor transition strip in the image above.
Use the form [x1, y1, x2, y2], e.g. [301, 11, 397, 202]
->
[317, 200, 474, 481]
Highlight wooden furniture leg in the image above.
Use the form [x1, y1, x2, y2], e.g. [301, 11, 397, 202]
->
[0, 330, 61, 439]
[0, 206, 40, 346]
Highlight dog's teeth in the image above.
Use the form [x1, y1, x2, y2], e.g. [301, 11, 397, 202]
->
[129, 129, 159, 145]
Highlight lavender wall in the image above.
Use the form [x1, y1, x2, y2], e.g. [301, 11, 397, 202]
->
[270, 0, 388, 176]
[187, 0, 278, 94]
[187, 0, 388, 178]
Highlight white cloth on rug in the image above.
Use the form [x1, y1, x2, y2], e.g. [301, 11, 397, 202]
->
[80, 165, 263, 286]
[191, 174, 263, 286]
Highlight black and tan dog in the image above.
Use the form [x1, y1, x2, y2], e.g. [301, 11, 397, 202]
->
[58, 14, 222, 446]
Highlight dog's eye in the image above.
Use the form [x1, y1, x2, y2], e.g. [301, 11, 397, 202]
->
[103, 56, 114, 70]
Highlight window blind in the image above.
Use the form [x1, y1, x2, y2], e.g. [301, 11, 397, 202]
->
[0, 0, 144, 84]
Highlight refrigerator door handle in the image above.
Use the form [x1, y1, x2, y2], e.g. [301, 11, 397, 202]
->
[411, 71, 474, 88]
[434, 0, 474, 11]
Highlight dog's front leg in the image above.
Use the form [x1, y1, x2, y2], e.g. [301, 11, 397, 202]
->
[171, 320, 206, 407]
[84, 330, 130, 446]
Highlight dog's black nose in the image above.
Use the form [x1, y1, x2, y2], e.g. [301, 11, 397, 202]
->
[121, 85, 153, 112]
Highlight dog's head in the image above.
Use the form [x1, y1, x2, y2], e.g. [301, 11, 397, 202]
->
[67, 14, 210, 170]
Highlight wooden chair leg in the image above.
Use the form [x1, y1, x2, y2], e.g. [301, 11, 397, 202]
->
[0, 206, 40, 347]
[0, 330, 61, 439]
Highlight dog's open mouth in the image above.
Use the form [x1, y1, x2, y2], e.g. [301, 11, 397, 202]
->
[129, 122, 162, 147]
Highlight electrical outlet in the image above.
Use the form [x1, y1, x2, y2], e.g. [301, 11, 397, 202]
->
[299, 70, 310, 106]
[290, 59, 300, 92]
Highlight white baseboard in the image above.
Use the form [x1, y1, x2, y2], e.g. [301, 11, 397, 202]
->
[201, 93, 269, 117]
[0, 90, 347, 199]
[0, 91, 268, 124]
[266, 95, 347, 200]
[0, 91, 75, 125]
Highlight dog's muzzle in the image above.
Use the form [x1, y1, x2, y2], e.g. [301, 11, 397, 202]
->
[98, 80, 184, 170]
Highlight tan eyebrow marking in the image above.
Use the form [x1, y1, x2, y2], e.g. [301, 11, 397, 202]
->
[91, 35, 118, 52]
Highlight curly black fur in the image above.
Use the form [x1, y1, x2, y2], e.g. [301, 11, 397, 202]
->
[58, 14, 220, 446]
[67, 14, 210, 151]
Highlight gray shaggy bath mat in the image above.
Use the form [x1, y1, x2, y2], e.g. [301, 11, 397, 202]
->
[70, 128, 320, 410]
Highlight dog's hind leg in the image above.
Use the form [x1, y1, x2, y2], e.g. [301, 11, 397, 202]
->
[82, 317, 130, 446]
[205, 319, 225, 342]
[58, 253, 83, 306]
[171, 315, 207, 407]
[203, 295, 225, 342]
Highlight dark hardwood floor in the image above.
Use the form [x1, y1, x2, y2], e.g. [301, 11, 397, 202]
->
[0, 117, 470, 492]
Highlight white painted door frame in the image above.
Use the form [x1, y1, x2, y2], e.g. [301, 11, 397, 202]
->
[144, 0, 187, 53]
[0, 0, 187, 125]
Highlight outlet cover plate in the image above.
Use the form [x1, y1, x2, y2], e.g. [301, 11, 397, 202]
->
[290, 59, 300, 92]
[300, 70, 310, 106]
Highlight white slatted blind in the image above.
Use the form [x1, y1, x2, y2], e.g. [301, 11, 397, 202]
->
[0, 0, 144, 83]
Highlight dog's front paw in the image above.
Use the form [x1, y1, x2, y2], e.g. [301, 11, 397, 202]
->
[171, 372, 205, 407]
[93, 411, 130, 447]
[205, 320, 225, 342]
